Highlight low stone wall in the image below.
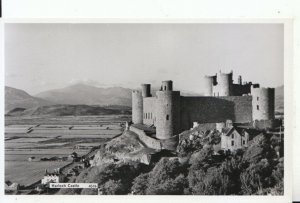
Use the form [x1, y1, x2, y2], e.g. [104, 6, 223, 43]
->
[160, 135, 179, 151]
[129, 126, 162, 150]
[252, 119, 282, 129]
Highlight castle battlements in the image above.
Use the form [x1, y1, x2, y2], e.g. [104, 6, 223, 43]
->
[132, 71, 275, 140]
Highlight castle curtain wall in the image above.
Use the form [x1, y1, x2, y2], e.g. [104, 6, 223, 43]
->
[222, 96, 253, 123]
[143, 97, 157, 125]
[180, 96, 252, 130]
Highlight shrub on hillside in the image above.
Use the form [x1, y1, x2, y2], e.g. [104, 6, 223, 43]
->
[99, 180, 125, 195]
[188, 157, 243, 195]
[240, 159, 274, 195]
[131, 158, 189, 195]
[131, 173, 149, 195]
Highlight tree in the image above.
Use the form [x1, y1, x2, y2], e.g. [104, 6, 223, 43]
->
[131, 173, 149, 195]
[144, 158, 189, 195]
[100, 180, 124, 195]
[240, 159, 274, 195]
[188, 157, 243, 195]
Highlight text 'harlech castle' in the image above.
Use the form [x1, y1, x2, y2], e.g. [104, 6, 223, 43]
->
[131, 71, 275, 140]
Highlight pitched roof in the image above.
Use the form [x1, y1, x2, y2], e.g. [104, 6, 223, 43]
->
[221, 127, 235, 136]
[235, 127, 262, 138]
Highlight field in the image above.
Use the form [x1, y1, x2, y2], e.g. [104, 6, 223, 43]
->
[5, 115, 130, 186]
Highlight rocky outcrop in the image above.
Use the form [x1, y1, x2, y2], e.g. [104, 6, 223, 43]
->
[90, 130, 159, 166]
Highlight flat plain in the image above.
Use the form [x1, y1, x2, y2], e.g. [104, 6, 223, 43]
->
[5, 115, 130, 186]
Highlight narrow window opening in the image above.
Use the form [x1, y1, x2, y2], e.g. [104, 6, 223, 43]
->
[243, 140, 246, 145]
[257, 97, 259, 101]
[257, 105, 259, 110]
[166, 115, 169, 120]
[232, 134, 234, 139]
[231, 141, 234, 146]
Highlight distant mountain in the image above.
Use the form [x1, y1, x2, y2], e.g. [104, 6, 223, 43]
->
[6, 104, 131, 117]
[35, 83, 132, 107]
[5, 86, 52, 113]
[275, 85, 284, 114]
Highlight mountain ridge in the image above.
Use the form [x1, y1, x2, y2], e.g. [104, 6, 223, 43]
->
[5, 86, 53, 113]
[35, 83, 132, 107]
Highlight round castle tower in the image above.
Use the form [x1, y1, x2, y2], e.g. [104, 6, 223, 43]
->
[204, 75, 216, 96]
[155, 81, 181, 139]
[251, 86, 275, 121]
[132, 90, 143, 124]
[217, 71, 233, 96]
[141, 84, 151, 98]
[161, 80, 173, 91]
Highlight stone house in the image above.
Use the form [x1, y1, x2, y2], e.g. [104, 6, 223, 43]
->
[220, 127, 261, 152]
[5, 181, 19, 191]
[41, 169, 64, 185]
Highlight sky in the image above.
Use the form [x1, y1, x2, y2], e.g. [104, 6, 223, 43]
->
[5, 23, 283, 95]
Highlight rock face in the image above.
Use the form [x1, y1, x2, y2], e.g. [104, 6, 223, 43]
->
[90, 130, 158, 166]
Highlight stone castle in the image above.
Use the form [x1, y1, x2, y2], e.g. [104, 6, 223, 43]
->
[131, 71, 275, 140]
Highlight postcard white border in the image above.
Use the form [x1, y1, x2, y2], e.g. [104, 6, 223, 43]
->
[0, 18, 294, 203]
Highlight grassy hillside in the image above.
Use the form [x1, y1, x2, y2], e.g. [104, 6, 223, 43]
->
[5, 86, 52, 113]
[275, 85, 284, 114]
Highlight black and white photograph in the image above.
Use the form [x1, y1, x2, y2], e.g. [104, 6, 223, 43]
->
[3, 23, 286, 196]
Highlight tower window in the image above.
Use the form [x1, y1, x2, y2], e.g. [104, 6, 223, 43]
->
[164, 86, 166, 90]
[257, 97, 259, 101]
[145, 113, 147, 119]
[231, 141, 234, 146]
[166, 115, 169, 120]
[257, 105, 259, 110]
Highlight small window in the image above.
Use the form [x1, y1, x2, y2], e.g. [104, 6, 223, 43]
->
[257, 97, 259, 101]
[145, 113, 147, 119]
[243, 140, 246, 145]
[257, 105, 259, 110]
[164, 86, 166, 90]
[232, 134, 234, 139]
[166, 115, 169, 120]
[231, 141, 234, 146]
